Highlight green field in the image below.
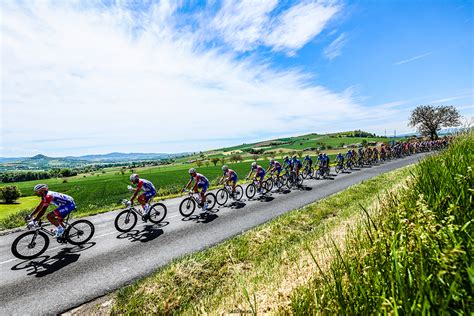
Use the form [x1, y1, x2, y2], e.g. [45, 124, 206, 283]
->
[0, 130, 400, 229]
[0, 196, 39, 220]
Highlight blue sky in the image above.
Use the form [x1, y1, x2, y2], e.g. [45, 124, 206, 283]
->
[1, 0, 472, 157]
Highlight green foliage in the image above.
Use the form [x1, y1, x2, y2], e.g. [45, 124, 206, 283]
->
[289, 133, 473, 314]
[0, 186, 21, 203]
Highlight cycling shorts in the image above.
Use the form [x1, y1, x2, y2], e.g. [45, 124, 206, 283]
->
[53, 202, 76, 219]
[229, 174, 238, 183]
[140, 190, 156, 202]
[256, 171, 265, 180]
[275, 167, 282, 175]
[197, 181, 209, 193]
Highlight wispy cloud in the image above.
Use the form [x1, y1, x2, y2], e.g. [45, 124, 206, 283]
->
[323, 32, 347, 60]
[0, 0, 373, 156]
[207, 0, 341, 54]
[430, 93, 473, 104]
[394, 52, 432, 65]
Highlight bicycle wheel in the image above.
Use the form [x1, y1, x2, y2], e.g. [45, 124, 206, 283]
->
[205, 193, 217, 210]
[296, 175, 304, 186]
[275, 177, 285, 189]
[66, 220, 95, 245]
[265, 179, 274, 191]
[149, 203, 167, 224]
[11, 230, 50, 260]
[246, 184, 256, 199]
[302, 168, 309, 179]
[262, 180, 271, 193]
[216, 188, 229, 206]
[114, 209, 138, 232]
[234, 185, 244, 201]
[335, 165, 341, 174]
[179, 197, 196, 217]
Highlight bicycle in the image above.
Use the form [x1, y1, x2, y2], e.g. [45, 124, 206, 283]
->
[179, 190, 217, 217]
[11, 214, 95, 260]
[114, 199, 167, 232]
[301, 164, 314, 179]
[315, 165, 330, 179]
[335, 161, 344, 174]
[216, 182, 244, 206]
[285, 170, 303, 189]
[265, 172, 286, 191]
[245, 178, 270, 199]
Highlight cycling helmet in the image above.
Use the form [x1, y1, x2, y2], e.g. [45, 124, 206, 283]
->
[284, 156, 289, 160]
[188, 168, 196, 174]
[222, 165, 228, 171]
[130, 173, 139, 182]
[292, 155, 297, 159]
[305, 155, 309, 158]
[270, 159, 275, 163]
[338, 152, 341, 155]
[251, 161, 257, 168]
[34, 183, 48, 193]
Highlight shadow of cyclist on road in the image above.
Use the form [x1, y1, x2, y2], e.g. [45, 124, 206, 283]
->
[11, 242, 96, 277]
[116, 225, 164, 243]
[229, 201, 246, 209]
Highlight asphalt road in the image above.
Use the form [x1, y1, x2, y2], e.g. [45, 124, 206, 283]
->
[0, 154, 426, 315]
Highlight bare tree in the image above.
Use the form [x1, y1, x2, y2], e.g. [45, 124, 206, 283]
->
[409, 105, 461, 140]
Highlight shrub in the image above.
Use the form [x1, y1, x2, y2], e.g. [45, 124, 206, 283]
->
[0, 186, 21, 203]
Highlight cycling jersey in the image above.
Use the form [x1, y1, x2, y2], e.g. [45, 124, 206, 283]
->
[272, 161, 282, 169]
[191, 173, 209, 185]
[136, 179, 156, 193]
[304, 157, 313, 164]
[224, 169, 238, 182]
[292, 159, 302, 168]
[42, 191, 76, 219]
[42, 191, 75, 206]
[336, 154, 344, 161]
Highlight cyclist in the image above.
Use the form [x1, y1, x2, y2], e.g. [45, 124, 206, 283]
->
[292, 155, 303, 177]
[336, 152, 344, 168]
[28, 184, 76, 237]
[322, 153, 330, 173]
[345, 150, 352, 168]
[303, 155, 313, 170]
[267, 159, 282, 178]
[129, 174, 156, 221]
[219, 165, 238, 197]
[246, 161, 265, 194]
[183, 168, 210, 210]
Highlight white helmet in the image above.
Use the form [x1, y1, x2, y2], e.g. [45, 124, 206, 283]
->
[222, 165, 228, 171]
[188, 168, 196, 174]
[251, 161, 257, 167]
[34, 183, 48, 193]
[130, 173, 139, 182]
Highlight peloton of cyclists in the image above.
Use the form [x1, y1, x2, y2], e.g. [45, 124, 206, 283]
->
[129, 174, 156, 221]
[28, 184, 76, 237]
[183, 168, 210, 211]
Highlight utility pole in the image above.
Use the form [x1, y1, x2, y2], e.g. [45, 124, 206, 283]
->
[394, 130, 396, 138]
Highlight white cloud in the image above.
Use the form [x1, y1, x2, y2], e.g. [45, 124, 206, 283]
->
[206, 0, 340, 54]
[1, 1, 386, 157]
[265, 1, 340, 54]
[323, 32, 347, 60]
[394, 52, 432, 65]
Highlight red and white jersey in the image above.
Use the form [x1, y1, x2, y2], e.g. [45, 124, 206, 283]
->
[136, 179, 156, 192]
[224, 169, 236, 177]
[42, 191, 74, 206]
[191, 173, 209, 184]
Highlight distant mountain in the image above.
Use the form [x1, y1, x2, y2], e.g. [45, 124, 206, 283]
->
[65, 152, 182, 162]
[0, 152, 192, 171]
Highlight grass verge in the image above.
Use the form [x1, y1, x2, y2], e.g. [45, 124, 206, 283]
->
[286, 133, 473, 314]
[109, 162, 415, 314]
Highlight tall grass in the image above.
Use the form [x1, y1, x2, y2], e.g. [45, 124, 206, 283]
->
[289, 133, 473, 314]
